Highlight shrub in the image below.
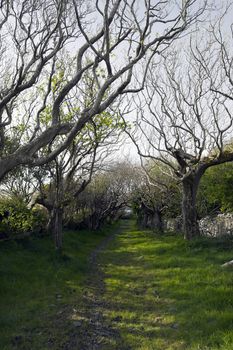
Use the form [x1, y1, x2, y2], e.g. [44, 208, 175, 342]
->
[31, 204, 49, 235]
[197, 162, 233, 217]
[0, 196, 48, 238]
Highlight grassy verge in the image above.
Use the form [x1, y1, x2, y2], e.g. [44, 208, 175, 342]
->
[100, 220, 233, 350]
[0, 226, 110, 350]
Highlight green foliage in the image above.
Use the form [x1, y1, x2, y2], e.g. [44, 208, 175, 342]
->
[31, 205, 49, 234]
[0, 196, 47, 237]
[198, 162, 233, 216]
[40, 105, 53, 126]
[0, 135, 21, 157]
[51, 69, 65, 93]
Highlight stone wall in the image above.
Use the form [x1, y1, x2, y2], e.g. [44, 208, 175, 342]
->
[199, 213, 233, 237]
[164, 216, 182, 232]
[164, 213, 233, 237]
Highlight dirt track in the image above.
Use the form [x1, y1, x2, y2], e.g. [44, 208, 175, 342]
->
[63, 224, 130, 350]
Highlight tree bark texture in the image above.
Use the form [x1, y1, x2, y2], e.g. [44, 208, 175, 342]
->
[139, 203, 163, 231]
[151, 210, 163, 232]
[53, 207, 63, 251]
[182, 176, 200, 239]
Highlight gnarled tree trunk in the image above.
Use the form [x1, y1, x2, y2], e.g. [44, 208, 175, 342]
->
[139, 202, 163, 231]
[182, 175, 200, 239]
[151, 209, 163, 232]
[50, 206, 63, 251]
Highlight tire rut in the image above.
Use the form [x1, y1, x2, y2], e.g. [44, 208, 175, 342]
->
[63, 224, 131, 350]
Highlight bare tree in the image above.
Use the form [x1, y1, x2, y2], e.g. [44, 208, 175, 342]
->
[131, 162, 181, 230]
[127, 31, 233, 239]
[29, 114, 121, 249]
[78, 162, 136, 230]
[0, 0, 206, 181]
[0, 166, 38, 202]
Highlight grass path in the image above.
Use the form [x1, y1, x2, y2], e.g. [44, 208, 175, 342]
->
[0, 225, 113, 350]
[88, 220, 233, 350]
[1, 220, 233, 349]
[62, 223, 128, 349]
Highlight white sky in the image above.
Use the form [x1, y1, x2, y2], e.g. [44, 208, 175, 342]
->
[115, 0, 233, 164]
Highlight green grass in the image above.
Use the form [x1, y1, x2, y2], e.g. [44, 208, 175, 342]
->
[0, 226, 110, 350]
[1, 220, 233, 350]
[100, 220, 233, 350]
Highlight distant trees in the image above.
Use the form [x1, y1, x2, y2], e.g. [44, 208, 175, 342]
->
[72, 162, 135, 230]
[0, 0, 206, 181]
[131, 162, 181, 230]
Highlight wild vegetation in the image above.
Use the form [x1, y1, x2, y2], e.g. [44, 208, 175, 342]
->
[100, 221, 233, 350]
[0, 224, 112, 349]
[1, 221, 233, 349]
[0, 1, 233, 349]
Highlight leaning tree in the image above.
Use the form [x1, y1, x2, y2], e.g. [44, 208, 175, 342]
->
[31, 111, 122, 249]
[0, 0, 207, 181]
[26, 57, 124, 250]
